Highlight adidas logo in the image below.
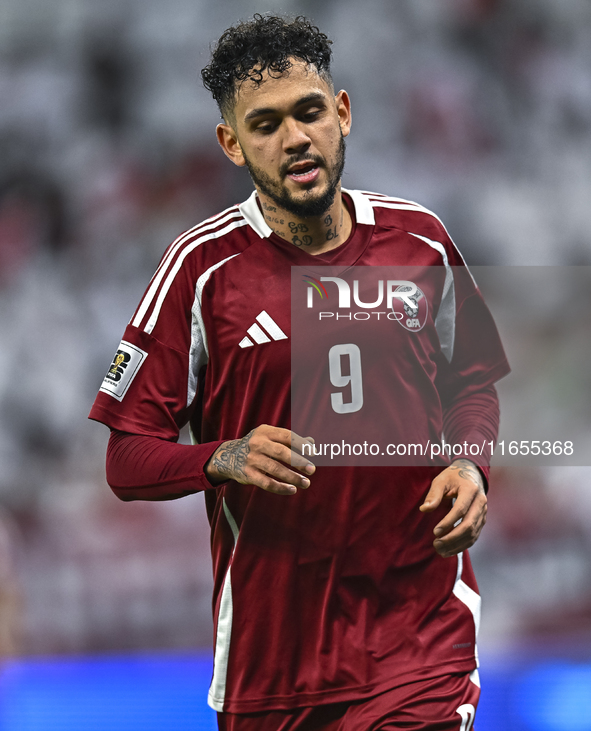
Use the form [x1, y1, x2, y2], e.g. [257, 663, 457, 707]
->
[239, 311, 288, 348]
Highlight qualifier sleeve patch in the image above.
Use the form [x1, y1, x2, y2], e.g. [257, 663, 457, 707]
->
[99, 341, 148, 402]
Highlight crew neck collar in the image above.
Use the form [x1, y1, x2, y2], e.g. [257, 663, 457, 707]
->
[238, 187, 375, 242]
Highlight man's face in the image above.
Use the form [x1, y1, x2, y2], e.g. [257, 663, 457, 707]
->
[217, 61, 351, 218]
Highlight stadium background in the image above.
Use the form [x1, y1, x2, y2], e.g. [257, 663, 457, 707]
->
[1, 0, 591, 728]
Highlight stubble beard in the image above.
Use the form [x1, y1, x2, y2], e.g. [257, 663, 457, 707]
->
[242, 133, 346, 219]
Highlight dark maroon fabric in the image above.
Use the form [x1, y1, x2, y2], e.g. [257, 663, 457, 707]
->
[218, 670, 480, 730]
[89, 190, 509, 714]
[106, 430, 223, 500]
[443, 383, 500, 486]
[104, 380, 499, 501]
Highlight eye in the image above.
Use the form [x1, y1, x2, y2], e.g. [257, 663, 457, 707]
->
[301, 108, 322, 122]
[255, 121, 277, 134]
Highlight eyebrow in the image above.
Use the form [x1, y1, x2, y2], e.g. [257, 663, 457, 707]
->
[243, 92, 327, 123]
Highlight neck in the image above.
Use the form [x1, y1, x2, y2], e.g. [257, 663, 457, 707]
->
[258, 188, 352, 255]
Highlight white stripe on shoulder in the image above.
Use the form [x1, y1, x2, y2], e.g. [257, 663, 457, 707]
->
[408, 231, 450, 265]
[131, 207, 243, 328]
[372, 201, 445, 226]
[187, 250, 242, 405]
[368, 198, 446, 227]
[143, 218, 248, 334]
[239, 191, 273, 238]
[365, 191, 478, 287]
[342, 188, 375, 225]
[408, 232, 456, 362]
[357, 190, 424, 205]
[350, 189, 449, 226]
[159, 206, 241, 278]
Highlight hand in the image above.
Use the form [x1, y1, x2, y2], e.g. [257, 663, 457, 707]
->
[419, 459, 487, 558]
[205, 425, 316, 495]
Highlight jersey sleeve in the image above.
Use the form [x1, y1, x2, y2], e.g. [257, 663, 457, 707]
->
[442, 383, 500, 485]
[396, 202, 510, 398]
[89, 244, 206, 442]
[433, 226, 510, 402]
[106, 430, 223, 499]
[430, 220, 509, 474]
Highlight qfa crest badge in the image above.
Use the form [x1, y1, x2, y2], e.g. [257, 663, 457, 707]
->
[390, 284, 428, 332]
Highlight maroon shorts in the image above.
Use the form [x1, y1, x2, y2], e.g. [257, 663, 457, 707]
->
[218, 670, 481, 731]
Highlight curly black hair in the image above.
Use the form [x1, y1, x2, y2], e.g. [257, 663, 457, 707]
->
[201, 14, 333, 121]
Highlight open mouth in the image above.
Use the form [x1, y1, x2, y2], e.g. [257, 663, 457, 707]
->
[286, 162, 320, 184]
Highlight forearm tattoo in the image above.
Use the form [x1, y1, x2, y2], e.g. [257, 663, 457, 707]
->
[212, 430, 254, 481]
[449, 459, 483, 489]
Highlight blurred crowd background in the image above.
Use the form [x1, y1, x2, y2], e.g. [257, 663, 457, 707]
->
[1, 0, 591, 665]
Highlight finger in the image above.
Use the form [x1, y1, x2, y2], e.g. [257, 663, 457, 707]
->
[257, 425, 300, 448]
[290, 431, 315, 450]
[249, 427, 315, 473]
[290, 433, 317, 472]
[434, 502, 487, 557]
[258, 439, 315, 476]
[254, 473, 299, 496]
[432, 488, 481, 538]
[434, 522, 483, 557]
[240, 461, 302, 496]
[419, 476, 446, 513]
[252, 455, 311, 490]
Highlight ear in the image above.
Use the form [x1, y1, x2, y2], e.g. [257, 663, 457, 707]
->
[335, 90, 352, 138]
[216, 123, 246, 167]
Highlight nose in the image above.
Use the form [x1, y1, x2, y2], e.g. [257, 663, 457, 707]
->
[282, 117, 311, 154]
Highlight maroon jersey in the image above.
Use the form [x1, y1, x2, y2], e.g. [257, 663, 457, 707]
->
[89, 190, 509, 713]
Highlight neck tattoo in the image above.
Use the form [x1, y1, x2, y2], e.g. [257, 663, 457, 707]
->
[262, 201, 347, 251]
